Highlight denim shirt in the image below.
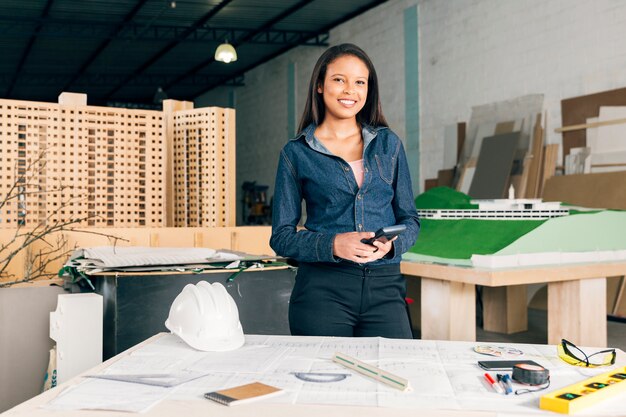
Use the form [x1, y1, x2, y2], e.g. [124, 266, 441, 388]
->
[270, 123, 420, 265]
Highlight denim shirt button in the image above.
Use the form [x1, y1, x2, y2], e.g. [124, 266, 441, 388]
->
[358, 224, 362, 230]
[357, 194, 362, 200]
[344, 166, 350, 171]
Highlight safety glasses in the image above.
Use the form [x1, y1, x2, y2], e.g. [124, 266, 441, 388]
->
[557, 339, 616, 367]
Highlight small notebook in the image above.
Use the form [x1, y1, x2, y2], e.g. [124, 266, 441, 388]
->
[204, 382, 284, 406]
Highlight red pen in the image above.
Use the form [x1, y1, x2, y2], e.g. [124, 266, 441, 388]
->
[484, 373, 504, 394]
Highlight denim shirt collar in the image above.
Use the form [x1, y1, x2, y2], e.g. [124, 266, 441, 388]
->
[293, 123, 385, 156]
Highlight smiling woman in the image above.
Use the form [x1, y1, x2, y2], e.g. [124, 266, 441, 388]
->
[270, 44, 421, 339]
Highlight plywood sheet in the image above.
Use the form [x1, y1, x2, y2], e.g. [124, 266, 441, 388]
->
[457, 165, 476, 194]
[468, 132, 520, 199]
[595, 106, 626, 153]
[542, 171, 626, 209]
[561, 86, 626, 161]
[437, 168, 454, 188]
[591, 150, 626, 165]
[586, 116, 599, 153]
[539, 144, 559, 196]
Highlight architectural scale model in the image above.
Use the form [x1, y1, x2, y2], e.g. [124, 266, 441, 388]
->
[418, 188, 569, 220]
[0, 93, 235, 228]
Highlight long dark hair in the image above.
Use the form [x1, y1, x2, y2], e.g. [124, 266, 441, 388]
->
[297, 43, 388, 133]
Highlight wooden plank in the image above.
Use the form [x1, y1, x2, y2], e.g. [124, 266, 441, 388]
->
[614, 276, 626, 317]
[230, 226, 274, 255]
[524, 113, 544, 198]
[456, 158, 477, 193]
[424, 178, 438, 191]
[494, 120, 515, 135]
[547, 277, 607, 347]
[607, 276, 623, 315]
[542, 171, 626, 209]
[482, 285, 528, 334]
[421, 277, 475, 341]
[226, 108, 237, 227]
[193, 228, 232, 250]
[560, 87, 626, 163]
[538, 144, 559, 197]
[400, 260, 626, 287]
[457, 122, 466, 165]
[437, 168, 454, 187]
[150, 228, 198, 247]
[556, 116, 626, 133]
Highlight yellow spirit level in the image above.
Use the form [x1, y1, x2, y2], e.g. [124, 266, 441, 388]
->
[540, 366, 626, 414]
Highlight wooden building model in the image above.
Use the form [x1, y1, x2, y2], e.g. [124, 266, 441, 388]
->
[0, 93, 235, 228]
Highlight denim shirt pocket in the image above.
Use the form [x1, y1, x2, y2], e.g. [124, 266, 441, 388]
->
[375, 153, 396, 185]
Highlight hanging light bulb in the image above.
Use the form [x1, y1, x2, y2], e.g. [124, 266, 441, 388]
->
[215, 41, 237, 63]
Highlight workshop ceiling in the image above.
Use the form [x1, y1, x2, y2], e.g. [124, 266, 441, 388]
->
[0, 0, 386, 107]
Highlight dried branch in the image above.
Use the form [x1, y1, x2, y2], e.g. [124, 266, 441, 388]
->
[0, 150, 128, 287]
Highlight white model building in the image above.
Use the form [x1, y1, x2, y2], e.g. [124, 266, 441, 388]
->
[418, 186, 569, 220]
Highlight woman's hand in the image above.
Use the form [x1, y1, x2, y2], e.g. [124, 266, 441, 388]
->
[332, 232, 396, 263]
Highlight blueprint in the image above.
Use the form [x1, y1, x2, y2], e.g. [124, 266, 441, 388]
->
[46, 334, 626, 414]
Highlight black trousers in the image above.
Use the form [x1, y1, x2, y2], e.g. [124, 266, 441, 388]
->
[289, 261, 412, 339]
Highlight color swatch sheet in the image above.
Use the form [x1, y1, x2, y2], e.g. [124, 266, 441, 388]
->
[45, 333, 626, 415]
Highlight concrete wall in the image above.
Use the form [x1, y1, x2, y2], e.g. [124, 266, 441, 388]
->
[419, 0, 626, 183]
[197, 0, 626, 219]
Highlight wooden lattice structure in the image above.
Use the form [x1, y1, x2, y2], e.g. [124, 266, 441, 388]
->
[0, 93, 235, 229]
[167, 105, 236, 227]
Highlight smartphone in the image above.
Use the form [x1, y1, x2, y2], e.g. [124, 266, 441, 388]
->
[478, 360, 542, 371]
[361, 224, 406, 245]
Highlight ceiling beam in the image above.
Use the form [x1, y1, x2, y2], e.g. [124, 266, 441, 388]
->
[164, 0, 315, 92]
[0, 15, 327, 46]
[5, 0, 54, 98]
[102, 0, 234, 101]
[0, 73, 237, 87]
[192, 0, 388, 97]
[61, 0, 150, 93]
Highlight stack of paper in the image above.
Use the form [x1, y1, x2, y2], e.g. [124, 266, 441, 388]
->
[62, 246, 265, 275]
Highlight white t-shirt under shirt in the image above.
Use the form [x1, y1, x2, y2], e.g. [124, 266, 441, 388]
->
[348, 159, 364, 188]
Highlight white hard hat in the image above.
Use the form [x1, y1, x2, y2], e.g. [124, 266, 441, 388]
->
[165, 281, 244, 351]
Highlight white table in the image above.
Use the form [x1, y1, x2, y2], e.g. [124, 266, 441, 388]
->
[3, 333, 626, 417]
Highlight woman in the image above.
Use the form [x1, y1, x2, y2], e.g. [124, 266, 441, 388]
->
[270, 43, 420, 338]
